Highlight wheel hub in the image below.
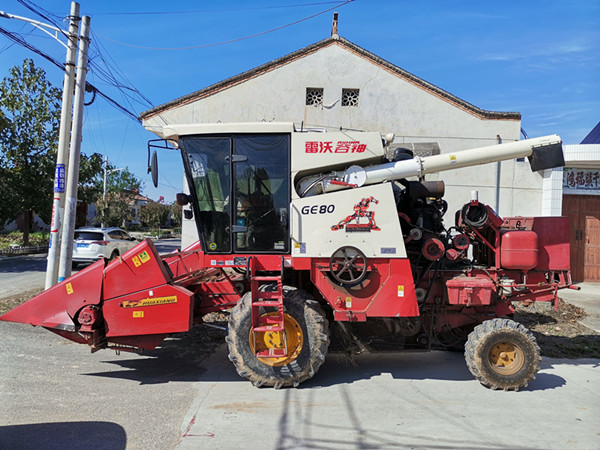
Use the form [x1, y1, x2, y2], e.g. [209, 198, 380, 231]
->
[250, 313, 303, 367]
[488, 341, 524, 375]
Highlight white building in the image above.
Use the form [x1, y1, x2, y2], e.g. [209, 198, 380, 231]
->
[140, 25, 599, 280]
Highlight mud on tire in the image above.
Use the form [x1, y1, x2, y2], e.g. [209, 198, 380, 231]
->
[226, 287, 330, 388]
[465, 318, 541, 391]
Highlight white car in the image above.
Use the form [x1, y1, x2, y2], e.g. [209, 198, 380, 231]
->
[72, 227, 137, 268]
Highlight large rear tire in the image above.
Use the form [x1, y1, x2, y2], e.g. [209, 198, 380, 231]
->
[226, 287, 329, 388]
[465, 318, 541, 391]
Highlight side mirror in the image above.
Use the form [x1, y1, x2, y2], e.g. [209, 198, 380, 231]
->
[149, 150, 158, 188]
[176, 193, 190, 206]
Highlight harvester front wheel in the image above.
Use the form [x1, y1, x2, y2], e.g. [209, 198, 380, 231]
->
[226, 287, 329, 388]
[465, 318, 541, 391]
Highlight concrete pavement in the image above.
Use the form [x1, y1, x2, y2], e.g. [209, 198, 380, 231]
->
[175, 281, 600, 450]
[175, 347, 600, 450]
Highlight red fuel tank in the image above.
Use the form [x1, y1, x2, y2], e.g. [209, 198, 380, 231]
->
[500, 230, 538, 270]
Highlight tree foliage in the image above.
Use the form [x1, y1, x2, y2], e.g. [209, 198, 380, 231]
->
[104, 166, 144, 195]
[0, 59, 104, 243]
[0, 59, 60, 234]
[170, 203, 182, 227]
[95, 192, 131, 227]
[140, 201, 170, 228]
[93, 166, 144, 226]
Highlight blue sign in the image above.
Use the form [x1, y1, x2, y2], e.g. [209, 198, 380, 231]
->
[54, 164, 65, 193]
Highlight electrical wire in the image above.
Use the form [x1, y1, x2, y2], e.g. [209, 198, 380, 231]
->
[0, 26, 143, 122]
[93, 0, 353, 50]
[0, 26, 64, 69]
[88, 2, 350, 15]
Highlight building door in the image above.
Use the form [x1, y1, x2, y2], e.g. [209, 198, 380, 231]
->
[562, 194, 600, 282]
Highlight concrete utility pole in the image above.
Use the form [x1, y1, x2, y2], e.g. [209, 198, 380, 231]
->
[45, 2, 80, 289]
[58, 14, 91, 282]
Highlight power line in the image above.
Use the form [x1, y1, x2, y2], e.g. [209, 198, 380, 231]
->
[0, 26, 142, 122]
[94, 0, 353, 50]
[0, 26, 64, 69]
[88, 2, 349, 16]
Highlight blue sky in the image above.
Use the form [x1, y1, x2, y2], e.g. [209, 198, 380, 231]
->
[1, 0, 598, 202]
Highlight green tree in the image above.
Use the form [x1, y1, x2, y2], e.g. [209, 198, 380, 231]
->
[94, 166, 143, 227]
[140, 201, 170, 228]
[0, 59, 103, 244]
[104, 166, 144, 195]
[170, 202, 182, 227]
[95, 192, 131, 227]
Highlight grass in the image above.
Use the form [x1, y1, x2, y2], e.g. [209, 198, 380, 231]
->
[0, 231, 49, 249]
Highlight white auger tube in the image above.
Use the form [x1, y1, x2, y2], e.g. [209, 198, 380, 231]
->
[299, 135, 563, 197]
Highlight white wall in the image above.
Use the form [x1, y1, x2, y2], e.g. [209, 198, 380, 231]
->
[145, 42, 547, 221]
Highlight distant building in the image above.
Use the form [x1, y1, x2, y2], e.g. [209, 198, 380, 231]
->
[562, 123, 600, 281]
[127, 191, 151, 226]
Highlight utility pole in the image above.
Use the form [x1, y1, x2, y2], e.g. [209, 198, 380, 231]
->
[45, 2, 80, 289]
[58, 14, 91, 282]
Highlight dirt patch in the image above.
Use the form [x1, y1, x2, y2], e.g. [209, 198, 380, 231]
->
[514, 298, 600, 359]
[2, 291, 598, 359]
[0, 288, 44, 315]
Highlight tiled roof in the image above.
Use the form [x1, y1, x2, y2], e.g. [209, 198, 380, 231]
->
[581, 122, 600, 144]
[140, 36, 520, 121]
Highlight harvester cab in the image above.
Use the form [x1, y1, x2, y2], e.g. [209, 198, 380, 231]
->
[2, 122, 572, 391]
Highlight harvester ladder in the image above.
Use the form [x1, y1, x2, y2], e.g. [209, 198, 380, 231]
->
[249, 256, 287, 358]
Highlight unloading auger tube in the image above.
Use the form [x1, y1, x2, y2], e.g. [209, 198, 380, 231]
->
[297, 134, 563, 197]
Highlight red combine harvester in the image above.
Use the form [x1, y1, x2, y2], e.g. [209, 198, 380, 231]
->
[2, 123, 573, 390]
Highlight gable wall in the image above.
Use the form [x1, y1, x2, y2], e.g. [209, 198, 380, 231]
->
[144, 43, 546, 219]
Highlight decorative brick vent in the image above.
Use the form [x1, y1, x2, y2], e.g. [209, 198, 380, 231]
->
[342, 88, 359, 107]
[306, 87, 323, 106]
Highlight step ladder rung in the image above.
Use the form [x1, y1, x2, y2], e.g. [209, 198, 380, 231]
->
[252, 276, 281, 282]
[253, 325, 284, 333]
[259, 315, 284, 324]
[255, 291, 281, 300]
[256, 348, 287, 358]
[253, 300, 282, 307]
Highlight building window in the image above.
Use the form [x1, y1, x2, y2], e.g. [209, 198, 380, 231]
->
[306, 87, 323, 107]
[342, 88, 359, 107]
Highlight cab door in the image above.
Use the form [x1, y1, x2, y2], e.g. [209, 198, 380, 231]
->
[232, 134, 290, 253]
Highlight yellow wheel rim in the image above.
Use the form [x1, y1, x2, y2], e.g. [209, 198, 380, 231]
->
[250, 313, 303, 367]
[488, 341, 524, 375]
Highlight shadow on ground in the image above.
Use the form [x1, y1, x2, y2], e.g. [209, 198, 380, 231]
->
[0, 421, 126, 450]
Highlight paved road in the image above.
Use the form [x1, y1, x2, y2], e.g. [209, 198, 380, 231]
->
[177, 348, 600, 450]
[2, 248, 599, 449]
[0, 238, 181, 299]
[3, 319, 599, 450]
[0, 253, 47, 298]
[0, 320, 216, 450]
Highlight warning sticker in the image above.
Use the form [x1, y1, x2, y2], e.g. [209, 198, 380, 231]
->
[66, 283, 74, 295]
[133, 311, 144, 318]
[449, 155, 457, 165]
[121, 296, 178, 308]
[139, 250, 151, 263]
[397, 285, 405, 297]
[132, 256, 142, 267]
